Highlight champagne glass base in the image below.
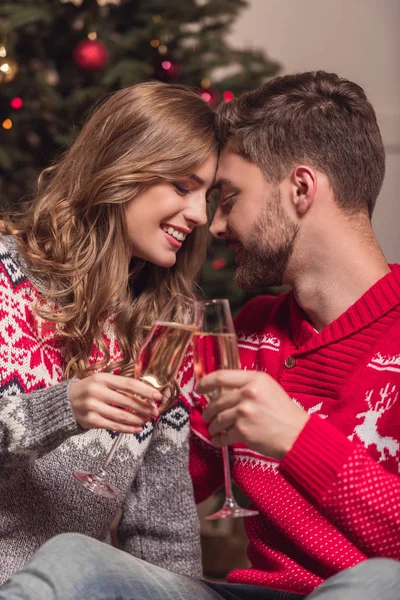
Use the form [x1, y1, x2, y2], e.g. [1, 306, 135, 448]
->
[206, 499, 259, 520]
[72, 470, 119, 500]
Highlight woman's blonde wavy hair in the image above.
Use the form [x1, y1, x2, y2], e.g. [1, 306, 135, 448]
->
[4, 81, 218, 379]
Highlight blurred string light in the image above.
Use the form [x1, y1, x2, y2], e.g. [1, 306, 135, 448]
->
[59, 0, 121, 5]
[10, 97, 23, 109]
[223, 90, 234, 102]
[201, 90, 212, 102]
[2, 118, 12, 130]
[0, 44, 18, 80]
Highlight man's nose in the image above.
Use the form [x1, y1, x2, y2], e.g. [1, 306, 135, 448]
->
[209, 205, 228, 238]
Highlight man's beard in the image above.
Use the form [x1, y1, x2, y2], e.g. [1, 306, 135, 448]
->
[235, 190, 299, 290]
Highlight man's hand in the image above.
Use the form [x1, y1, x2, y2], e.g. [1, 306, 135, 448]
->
[196, 370, 309, 460]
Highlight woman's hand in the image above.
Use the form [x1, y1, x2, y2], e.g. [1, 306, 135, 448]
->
[69, 373, 161, 433]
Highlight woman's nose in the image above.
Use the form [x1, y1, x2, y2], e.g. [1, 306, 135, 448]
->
[184, 196, 208, 228]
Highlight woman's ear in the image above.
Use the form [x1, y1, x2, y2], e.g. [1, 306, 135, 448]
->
[291, 165, 317, 216]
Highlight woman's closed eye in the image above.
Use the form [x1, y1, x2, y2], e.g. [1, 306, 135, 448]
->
[173, 182, 191, 196]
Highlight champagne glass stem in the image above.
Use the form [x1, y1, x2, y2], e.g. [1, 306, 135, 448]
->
[98, 433, 125, 477]
[222, 446, 234, 501]
[71, 431, 125, 500]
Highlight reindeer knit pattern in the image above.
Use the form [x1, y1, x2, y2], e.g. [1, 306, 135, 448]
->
[0, 235, 202, 586]
[190, 265, 400, 595]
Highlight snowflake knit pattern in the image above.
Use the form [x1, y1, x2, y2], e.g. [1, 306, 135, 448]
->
[0, 235, 201, 585]
[190, 265, 400, 595]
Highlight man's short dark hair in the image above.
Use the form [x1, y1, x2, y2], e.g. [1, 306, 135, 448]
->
[216, 71, 385, 217]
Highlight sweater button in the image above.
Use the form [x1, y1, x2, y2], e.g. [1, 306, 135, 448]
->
[284, 356, 296, 369]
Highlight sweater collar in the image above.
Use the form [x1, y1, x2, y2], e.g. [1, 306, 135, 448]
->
[290, 264, 400, 352]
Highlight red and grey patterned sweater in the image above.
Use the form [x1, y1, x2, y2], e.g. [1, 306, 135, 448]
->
[0, 234, 202, 585]
[190, 266, 400, 594]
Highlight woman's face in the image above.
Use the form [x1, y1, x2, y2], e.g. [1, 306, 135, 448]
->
[125, 153, 217, 267]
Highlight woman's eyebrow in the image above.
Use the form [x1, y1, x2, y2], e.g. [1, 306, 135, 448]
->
[190, 174, 205, 185]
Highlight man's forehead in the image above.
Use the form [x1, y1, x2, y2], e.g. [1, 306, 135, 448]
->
[215, 146, 259, 186]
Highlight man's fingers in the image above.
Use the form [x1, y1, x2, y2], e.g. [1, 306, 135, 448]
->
[211, 429, 237, 447]
[203, 391, 240, 422]
[196, 369, 252, 394]
[207, 407, 237, 436]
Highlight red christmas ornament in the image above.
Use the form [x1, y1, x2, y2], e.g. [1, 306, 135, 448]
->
[73, 39, 108, 71]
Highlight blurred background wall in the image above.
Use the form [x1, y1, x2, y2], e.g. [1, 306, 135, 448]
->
[229, 0, 400, 261]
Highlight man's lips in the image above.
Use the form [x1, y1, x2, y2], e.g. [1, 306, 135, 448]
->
[227, 240, 242, 252]
[226, 240, 245, 264]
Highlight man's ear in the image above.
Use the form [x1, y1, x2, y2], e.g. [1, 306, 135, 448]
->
[291, 165, 317, 216]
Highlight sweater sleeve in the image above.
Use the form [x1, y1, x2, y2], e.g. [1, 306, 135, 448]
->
[279, 414, 400, 559]
[0, 381, 81, 471]
[118, 403, 203, 578]
[0, 250, 82, 470]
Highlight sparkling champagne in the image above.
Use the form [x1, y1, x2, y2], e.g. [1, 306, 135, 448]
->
[193, 332, 240, 402]
[135, 321, 196, 409]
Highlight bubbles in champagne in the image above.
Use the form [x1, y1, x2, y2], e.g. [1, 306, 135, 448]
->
[135, 322, 196, 411]
[193, 332, 240, 402]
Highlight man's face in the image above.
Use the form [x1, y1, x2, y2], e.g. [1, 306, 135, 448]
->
[210, 144, 298, 289]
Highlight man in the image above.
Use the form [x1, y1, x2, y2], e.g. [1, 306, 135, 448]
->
[0, 71, 399, 599]
[190, 69, 400, 595]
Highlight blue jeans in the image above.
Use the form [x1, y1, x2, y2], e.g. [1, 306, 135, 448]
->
[0, 533, 399, 600]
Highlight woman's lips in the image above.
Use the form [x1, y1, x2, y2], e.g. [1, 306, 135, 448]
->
[162, 229, 182, 249]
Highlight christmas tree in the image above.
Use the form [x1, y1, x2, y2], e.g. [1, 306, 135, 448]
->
[0, 0, 280, 312]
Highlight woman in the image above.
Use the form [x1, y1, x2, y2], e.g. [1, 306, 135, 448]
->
[0, 81, 218, 585]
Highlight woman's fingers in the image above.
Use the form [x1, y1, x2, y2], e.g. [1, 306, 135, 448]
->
[97, 387, 157, 418]
[87, 415, 143, 435]
[69, 373, 161, 431]
[96, 402, 151, 428]
[100, 373, 162, 403]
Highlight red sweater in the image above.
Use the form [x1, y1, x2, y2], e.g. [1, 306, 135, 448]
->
[190, 266, 400, 594]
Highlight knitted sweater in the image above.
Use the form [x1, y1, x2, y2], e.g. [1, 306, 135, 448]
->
[190, 266, 400, 595]
[0, 235, 201, 586]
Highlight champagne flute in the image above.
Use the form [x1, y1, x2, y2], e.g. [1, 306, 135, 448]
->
[73, 295, 202, 499]
[193, 298, 259, 519]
